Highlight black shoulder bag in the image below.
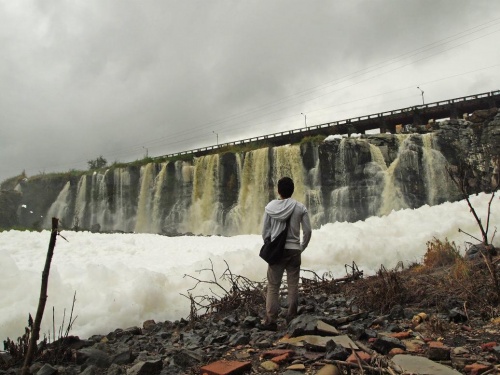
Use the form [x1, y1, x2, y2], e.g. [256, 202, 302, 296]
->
[259, 217, 291, 265]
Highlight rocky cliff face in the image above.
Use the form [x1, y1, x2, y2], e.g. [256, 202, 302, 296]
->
[4, 109, 499, 235]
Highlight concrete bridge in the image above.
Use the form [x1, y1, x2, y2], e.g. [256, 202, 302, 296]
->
[158, 89, 500, 159]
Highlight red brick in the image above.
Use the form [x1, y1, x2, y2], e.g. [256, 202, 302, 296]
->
[390, 331, 411, 340]
[388, 348, 405, 356]
[346, 351, 371, 364]
[261, 349, 294, 359]
[271, 352, 292, 364]
[200, 360, 252, 375]
[428, 341, 450, 361]
[428, 341, 444, 347]
[464, 363, 491, 375]
[480, 341, 497, 352]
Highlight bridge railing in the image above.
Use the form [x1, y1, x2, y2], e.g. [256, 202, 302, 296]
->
[155, 89, 500, 160]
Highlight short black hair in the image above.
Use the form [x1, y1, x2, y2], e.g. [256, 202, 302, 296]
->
[278, 177, 294, 198]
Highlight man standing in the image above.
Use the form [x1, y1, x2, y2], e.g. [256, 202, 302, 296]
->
[258, 177, 312, 331]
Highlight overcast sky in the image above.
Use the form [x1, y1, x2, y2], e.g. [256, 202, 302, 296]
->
[1, 1, 499, 182]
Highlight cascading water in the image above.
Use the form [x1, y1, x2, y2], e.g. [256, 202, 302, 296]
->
[379, 135, 412, 216]
[162, 161, 193, 234]
[421, 133, 457, 205]
[226, 148, 270, 235]
[330, 186, 350, 222]
[272, 145, 307, 204]
[74, 175, 87, 228]
[44, 181, 72, 227]
[135, 163, 156, 233]
[366, 143, 388, 216]
[183, 154, 222, 235]
[111, 168, 135, 232]
[330, 138, 351, 222]
[88, 171, 111, 230]
[306, 145, 324, 227]
[31, 122, 489, 235]
[151, 163, 168, 233]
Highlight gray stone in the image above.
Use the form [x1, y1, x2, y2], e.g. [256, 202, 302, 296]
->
[347, 323, 366, 340]
[77, 348, 112, 368]
[448, 308, 468, 323]
[111, 347, 134, 365]
[316, 320, 339, 335]
[389, 304, 404, 319]
[203, 332, 227, 345]
[242, 316, 259, 327]
[107, 364, 125, 375]
[80, 365, 97, 375]
[126, 360, 162, 375]
[325, 345, 349, 361]
[288, 315, 339, 337]
[222, 315, 238, 326]
[392, 354, 462, 375]
[29, 362, 44, 375]
[280, 334, 358, 350]
[371, 336, 405, 354]
[36, 364, 57, 375]
[169, 350, 202, 369]
[491, 346, 500, 359]
[228, 332, 250, 346]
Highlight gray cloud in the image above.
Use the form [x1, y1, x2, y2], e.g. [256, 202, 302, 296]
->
[1, 0, 500, 181]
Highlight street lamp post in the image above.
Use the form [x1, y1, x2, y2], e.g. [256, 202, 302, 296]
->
[417, 86, 425, 105]
[301, 113, 307, 127]
[213, 131, 219, 146]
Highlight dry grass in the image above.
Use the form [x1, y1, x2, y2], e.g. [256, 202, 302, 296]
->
[344, 239, 500, 318]
[423, 237, 462, 268]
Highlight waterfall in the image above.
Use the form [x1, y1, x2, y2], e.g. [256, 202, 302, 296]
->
[329, 138, 353, 222]
[307, 189, 323, 226]
[112, 168, 133, 231]
[330, 186, 350, 222]
[135, 163, 156, 233]
[379, 135, 412, 216]
[44, 181, 72, 227]
[364, 143, 387, 217]
[307, 145, 324, 227]
[183, 154, 222, 235]
[272, 145, 306, 204]
[421, 133, 457, 205]
[74, 175, 87, 229]
[226, 148, 270, 235]
[88, 171, 111, 230]
[24, 120, 492, 235]
[163, 161, 193, 233]
[336, 138, 349, 187]
[151, 163, 168, 233]
[369, 144, 387, 171]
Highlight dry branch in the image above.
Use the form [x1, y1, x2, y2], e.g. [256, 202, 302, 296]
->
[21, 218, 59, 375]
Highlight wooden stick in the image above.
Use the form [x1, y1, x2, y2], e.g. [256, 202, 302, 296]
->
[21, 218, 59, 375]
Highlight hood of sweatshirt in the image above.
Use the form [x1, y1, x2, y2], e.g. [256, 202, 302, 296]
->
[264, 198, 297, 221]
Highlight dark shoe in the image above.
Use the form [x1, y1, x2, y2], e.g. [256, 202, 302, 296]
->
[256, 322, 278, 331]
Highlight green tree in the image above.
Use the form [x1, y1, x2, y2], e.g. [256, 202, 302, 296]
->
[87, 156, 107, 170]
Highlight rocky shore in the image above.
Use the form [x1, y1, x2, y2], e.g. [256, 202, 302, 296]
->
[2, 258, 500, 375]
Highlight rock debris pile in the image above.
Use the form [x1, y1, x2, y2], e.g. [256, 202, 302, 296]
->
[2, 258, 500, 375]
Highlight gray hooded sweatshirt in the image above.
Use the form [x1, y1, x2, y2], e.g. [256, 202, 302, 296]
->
[262, 197, 312, 252]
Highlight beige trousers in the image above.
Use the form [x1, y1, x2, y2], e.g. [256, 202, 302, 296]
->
[265, 250, 301, 324]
